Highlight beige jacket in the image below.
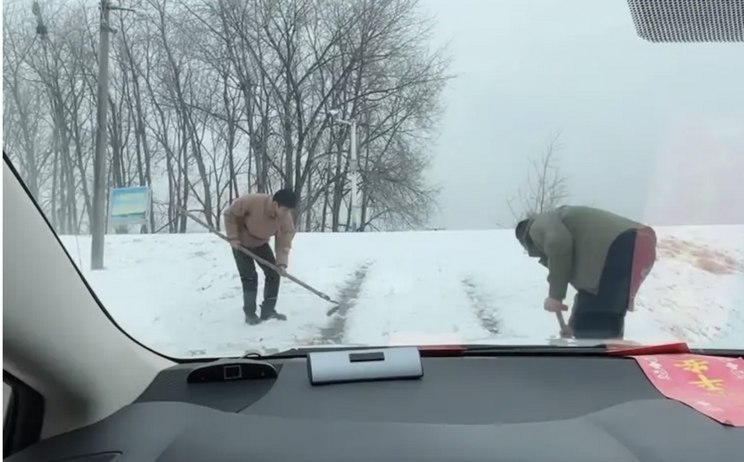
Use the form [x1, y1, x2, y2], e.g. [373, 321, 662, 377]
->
[223, 194, 295, 267]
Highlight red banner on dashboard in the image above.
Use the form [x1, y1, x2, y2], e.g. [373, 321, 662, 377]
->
[632, 354, 744, 426]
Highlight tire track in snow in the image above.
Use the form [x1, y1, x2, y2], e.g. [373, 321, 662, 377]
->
[461, 278, 502, 335]
[312, 264, 372, 345]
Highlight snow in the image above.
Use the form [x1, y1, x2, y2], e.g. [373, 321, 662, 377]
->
[59, 226, 744, 358]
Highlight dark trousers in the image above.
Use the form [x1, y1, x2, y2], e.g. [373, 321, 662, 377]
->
[232, 244, 280, 305]
[569, 229, 656, 339]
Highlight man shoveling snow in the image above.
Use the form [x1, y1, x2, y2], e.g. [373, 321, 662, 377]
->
[224, 189, 297, 325]
[515, 205, 657, 339]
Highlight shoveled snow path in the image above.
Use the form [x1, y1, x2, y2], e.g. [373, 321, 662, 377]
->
[343, 256, 492, 346]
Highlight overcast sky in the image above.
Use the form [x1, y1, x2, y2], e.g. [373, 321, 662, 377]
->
[421, 0, 744, 230]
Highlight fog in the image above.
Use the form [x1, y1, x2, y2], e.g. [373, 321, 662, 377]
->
[423, 0, 744, 229]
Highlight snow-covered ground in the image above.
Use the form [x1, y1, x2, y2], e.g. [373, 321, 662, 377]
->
[59, 226, 744, 358]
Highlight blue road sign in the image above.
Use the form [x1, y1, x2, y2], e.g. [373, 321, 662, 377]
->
[109, 186, 151, 227]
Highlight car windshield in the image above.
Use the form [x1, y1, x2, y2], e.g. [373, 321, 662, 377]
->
[3, 0, 743, 358]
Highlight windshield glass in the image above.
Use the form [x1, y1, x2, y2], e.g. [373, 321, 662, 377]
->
[3, 0, 743, 358]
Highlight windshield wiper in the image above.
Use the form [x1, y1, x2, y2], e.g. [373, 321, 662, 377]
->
[243, 344, 614, 359]
[421, 344, 610, 357]
[448, 341, 693, 357]
[415, 341, 691, 357]
[242, 344, 381, 359]
[242, 349, 305, 359]
[241, 341, 706, 360]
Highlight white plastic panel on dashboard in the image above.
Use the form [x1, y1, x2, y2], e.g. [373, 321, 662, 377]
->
[306, 347, 423, 385]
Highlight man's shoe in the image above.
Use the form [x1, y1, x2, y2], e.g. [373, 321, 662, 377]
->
[245, 313, 261, 325]
[260, 297, 287, 321]
[260, 311, 287, 321]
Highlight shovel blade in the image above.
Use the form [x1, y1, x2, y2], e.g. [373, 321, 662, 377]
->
[326, 304, 341, 316]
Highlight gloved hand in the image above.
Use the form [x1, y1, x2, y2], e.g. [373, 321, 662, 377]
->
[277, 264, 288, 276]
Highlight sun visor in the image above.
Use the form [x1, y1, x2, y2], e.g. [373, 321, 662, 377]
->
[627, 0, 744, 43]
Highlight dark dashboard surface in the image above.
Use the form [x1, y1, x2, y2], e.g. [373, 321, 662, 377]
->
[8, 355, 743, 462]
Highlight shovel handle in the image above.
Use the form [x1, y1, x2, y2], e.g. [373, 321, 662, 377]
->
[555, 310, 572, 338]
[232, 243, 338, 303]
[555, 311, 567, 330]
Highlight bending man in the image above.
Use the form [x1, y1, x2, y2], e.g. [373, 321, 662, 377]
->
[224, 189, 297, 324]
[515, 205, 657, 339]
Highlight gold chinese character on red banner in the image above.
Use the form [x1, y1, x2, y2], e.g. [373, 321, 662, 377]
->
[690, 375, 725, 393]
[676, 358, 709, 374]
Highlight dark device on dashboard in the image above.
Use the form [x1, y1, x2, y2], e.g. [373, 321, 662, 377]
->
[186, 359, 278, 383]
[307, 347, 423, 385]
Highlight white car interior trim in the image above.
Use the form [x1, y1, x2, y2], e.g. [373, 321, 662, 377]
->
[3, 158, 173, 439]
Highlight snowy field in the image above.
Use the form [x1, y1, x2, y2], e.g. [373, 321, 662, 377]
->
[59, 226, 744, 358]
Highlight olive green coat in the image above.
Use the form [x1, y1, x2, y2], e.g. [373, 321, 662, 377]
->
[522, 206, 646, 300]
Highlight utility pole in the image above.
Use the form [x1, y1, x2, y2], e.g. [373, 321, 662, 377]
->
[328, 109, 362, 231]
[349, 119, 360, 231]
[90, 0, 113, 270]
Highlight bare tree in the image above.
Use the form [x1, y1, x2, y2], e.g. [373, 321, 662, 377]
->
[3, 10, 49, 200]
[4, 0, 449, 235]
[507, 131, 569, 222]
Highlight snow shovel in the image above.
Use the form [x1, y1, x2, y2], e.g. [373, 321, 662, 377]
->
[555, 311, 572, 338]
[176, 208, 341, 308]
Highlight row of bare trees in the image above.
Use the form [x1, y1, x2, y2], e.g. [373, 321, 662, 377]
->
[3, 0, 449, 234]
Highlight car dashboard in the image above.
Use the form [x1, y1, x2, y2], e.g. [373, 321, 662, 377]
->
[6, 352, 743, 462]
